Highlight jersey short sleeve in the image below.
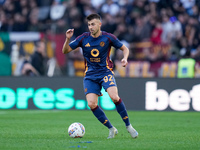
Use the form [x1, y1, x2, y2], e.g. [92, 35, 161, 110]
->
[108, 33, 123, 49]
[69, 33, 85, 50]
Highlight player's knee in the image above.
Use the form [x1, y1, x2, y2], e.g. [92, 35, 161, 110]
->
[110, 95, 120, 103]
[88, 101, 97, 109]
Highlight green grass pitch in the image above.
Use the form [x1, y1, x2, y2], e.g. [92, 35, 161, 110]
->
[0, 110, 199, 150]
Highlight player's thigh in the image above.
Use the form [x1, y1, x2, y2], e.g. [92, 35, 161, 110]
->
[83, 78, 102, 96]
[101, 73, 117, 90]
[101, 73, 119, 101]
[106, 86, 120, 103]
[86, 93, 99, 109]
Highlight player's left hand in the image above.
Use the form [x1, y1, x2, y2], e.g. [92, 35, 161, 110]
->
[121, 58, 128, 67]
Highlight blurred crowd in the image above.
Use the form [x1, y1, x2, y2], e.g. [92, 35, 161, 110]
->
[0, 0, 200, 76]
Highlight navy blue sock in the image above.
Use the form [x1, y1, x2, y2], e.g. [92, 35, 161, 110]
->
[91, 105, 113, 129]
[115, 98, 130, 126]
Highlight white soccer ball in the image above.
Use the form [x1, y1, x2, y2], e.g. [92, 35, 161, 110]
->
[68, 122, 85, 138]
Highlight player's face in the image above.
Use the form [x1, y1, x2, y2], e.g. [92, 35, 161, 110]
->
[88, 19, 101, 36]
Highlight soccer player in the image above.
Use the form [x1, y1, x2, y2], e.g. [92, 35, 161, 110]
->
[62, 13, 138, 139]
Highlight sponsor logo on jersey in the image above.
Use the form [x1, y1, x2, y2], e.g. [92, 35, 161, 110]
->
[90, 58, 100, 62]
[91, 49, 99, 57]
[85, 43, 90, 47]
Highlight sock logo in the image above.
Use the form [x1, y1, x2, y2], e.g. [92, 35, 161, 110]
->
[103, 120, 108, 124]
[123, 116, 128, 120]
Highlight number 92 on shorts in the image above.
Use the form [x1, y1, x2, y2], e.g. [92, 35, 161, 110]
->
[83, 72, 117, 96]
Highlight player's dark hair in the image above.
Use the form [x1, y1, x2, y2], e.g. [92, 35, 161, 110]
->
[86, 13, 101, 21]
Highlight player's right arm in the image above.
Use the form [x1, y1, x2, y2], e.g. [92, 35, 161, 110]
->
[62, 29, 74, 54]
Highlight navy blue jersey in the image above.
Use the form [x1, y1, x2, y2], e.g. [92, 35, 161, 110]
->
[69, 31, 123, 76]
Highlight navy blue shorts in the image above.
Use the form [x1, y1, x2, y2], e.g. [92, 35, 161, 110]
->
[83, 71, 117, 96]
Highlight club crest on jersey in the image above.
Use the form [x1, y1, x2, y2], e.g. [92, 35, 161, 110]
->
[100, 41, 105, 47]
[85, 43, 90, 47]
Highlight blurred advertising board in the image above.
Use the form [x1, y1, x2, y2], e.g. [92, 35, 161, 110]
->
[0, 77, 199, 111]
